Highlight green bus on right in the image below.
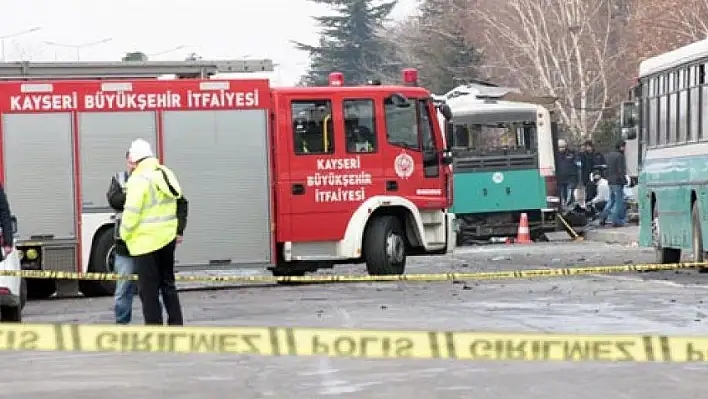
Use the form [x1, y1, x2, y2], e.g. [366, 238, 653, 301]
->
[621, 37, 708, 270]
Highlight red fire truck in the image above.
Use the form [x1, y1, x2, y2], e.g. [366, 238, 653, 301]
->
[0, 60, 455, 299]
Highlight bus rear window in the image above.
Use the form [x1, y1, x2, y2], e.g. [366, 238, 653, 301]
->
[452, 122, 538, 155]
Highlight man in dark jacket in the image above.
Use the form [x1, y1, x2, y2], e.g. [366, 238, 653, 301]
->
[580, 140, 606, 186]
[107, 151, 189, 324]
[556, 139, 580, 207]
[0, 183, 14, 259]
[106, 152, 137, 324]
[599, 140, 628, 227]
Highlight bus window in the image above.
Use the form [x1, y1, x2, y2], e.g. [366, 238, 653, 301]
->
[385, 96, 419, 150]
[292, 100, 335, 155]
[454, 122, 536, 155]
[343, 99, 377, 153]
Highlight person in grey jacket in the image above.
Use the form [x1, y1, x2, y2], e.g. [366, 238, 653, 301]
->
[106, 152, 137, 324]
[599, 140, 628, 227]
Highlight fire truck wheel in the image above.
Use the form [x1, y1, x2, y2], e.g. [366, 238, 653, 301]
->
[364, 215, 406, 275]
[0, 305, 21, 322]
[20, 278, 27, 310]
[27, 279, 56, 300]
[80, 228, 117, 297]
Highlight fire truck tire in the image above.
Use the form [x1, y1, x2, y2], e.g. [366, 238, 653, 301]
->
[27, 279, 55, 300]
[20, 278, 27, 310]
[0, 305, 21, 322]
[80, 228, 116, 297]
[364, 215, 406, 275]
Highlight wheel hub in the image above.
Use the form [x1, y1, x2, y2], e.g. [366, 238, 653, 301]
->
[104, 244, 116, 273]
[386, 233, 404, 264]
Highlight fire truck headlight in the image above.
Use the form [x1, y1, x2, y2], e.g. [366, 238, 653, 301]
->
[25, 248, 38, 260]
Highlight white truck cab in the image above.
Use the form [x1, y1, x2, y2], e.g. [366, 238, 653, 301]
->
[0, 216, 25, 322]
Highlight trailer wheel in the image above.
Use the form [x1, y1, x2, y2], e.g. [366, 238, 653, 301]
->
[80, 228, 116, 297]
[0, 305, 21, 322]
[364, 215, 406, 275]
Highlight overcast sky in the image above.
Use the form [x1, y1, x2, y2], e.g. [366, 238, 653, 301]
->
[1, 0, 418, 85]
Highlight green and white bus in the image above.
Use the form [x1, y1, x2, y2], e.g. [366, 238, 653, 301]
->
[436, 84, 559, 243]
[621, 38, 708, 268]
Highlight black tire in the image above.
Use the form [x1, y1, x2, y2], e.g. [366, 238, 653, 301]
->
[0, 305, 21, 322]
[654, 202, 680, 264]
[20, 278, 27, 310]
[27, 278, 56, 300]
[692, 203, 708, 273]
[364, 215, 406, 275]
[79, 228, 117, 297]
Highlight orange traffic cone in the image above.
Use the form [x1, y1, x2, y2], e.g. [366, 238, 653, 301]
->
[516, 213, 531, 244]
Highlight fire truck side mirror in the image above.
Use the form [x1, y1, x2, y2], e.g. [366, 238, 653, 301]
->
[442, 151, 454, 166]
[445, 122, 454, 151]
[438, 103, 452, 121]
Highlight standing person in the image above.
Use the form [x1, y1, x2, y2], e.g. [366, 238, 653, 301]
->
[0, 183, 14, 259]
[600, 140, 628, 227]
[556, 139, 579, 207]
[120, 139, 187, 325]
[106, 151, 137, 324]
[580, 140, 607, 186]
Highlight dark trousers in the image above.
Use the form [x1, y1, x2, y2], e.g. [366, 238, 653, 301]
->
[134, 239, 183, 325]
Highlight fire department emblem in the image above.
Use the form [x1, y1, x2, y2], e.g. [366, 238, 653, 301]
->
[394, 152, 414, 179]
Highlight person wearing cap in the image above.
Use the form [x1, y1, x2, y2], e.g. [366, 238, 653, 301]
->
[106, 151, 137, 324]
[120, 139, 187, 325]
[588, 169, 609, 217]
[556, 138, 580, 207]
[599, 139, 628, 227]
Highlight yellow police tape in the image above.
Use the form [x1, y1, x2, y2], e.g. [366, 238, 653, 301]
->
[0, 261, 705, 284]
[1, 322, 707, 362]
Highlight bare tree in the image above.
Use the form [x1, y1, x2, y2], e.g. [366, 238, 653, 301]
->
[471, 0, 624, 139]
[657, 0, 708, 42]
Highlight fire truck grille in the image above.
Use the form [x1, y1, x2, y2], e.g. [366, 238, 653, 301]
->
[42, 246, 77, 272]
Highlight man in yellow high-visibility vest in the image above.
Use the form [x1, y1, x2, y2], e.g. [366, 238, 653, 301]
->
[120, 139, 185, 325]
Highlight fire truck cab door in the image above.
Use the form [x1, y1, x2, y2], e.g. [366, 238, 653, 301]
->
[280, 93, 383, 244]
[382, 96, 445, 207]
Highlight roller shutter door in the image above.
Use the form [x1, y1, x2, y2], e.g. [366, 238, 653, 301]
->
[79, 111, 157, 212]
[2, 113, 76, 240]
[162, 109, 271, 268]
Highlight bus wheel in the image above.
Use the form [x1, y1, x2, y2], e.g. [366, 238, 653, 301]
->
[80, 228, 117, 297]
[692, 202, 708, 273]
[654, 203, 680, 264]
[364, 216, 406, 275]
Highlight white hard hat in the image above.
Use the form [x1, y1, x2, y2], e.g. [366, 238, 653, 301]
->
[127, 139, 154, 163]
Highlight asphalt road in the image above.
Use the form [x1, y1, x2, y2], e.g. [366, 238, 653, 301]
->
[2, 239, 707, 399]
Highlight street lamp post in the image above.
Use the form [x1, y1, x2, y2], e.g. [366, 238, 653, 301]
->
[44, 37, 113, 61]
[0, 27, 42, 62]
